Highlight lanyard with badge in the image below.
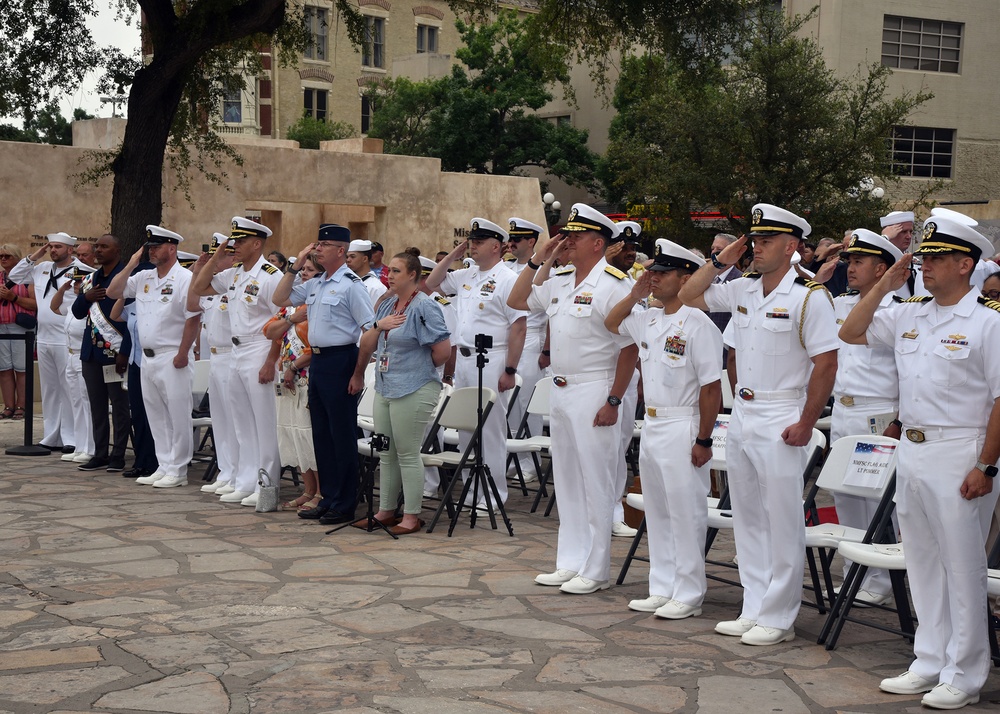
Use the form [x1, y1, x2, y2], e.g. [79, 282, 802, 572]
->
[378, 290, 418, 373]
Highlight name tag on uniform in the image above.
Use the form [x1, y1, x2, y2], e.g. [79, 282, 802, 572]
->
[901, 330, 918, 339]
[737, 305, 747, 314]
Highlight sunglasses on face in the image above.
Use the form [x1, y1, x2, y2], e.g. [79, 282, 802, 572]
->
[0, 255, 14, 260]
[509, 236, 529, 243]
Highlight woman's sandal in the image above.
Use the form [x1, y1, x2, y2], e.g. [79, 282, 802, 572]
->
[298, 495, 321, 511]
[11, 408, 24, 420]
[0, 408, 14, 420]
[282, 493, 316, 510]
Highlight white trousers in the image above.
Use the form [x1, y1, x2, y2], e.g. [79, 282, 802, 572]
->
[897, 432, 997, 694]
[510, 330, 545, 473]
[613, 369, 640, 523]
[549, 378, 619, 581]
[829, 399, 899, 596]
[455, 350, 509, 504]
[229, 342, 280, 494]
[140, 352, 193, 478]
[727, 399, 809, 630]
[37, 341, 70, 446]
[207, 351, 239, 486]
[639, 414, 710, 606]
[65, 352, 94, 455]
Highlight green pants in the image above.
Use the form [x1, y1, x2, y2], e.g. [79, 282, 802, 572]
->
[374, 381, 441, 515]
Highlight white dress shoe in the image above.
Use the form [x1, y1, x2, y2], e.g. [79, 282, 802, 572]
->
[879, 670, 937, 695]
[61, 452, 78, 462]
[628, 595, 671, 613]
[833, 586, 893, 607]
[654, 599, 702, 620]
[921, 683, 978, 709]
[240, 492, 258, 507]
[715, 617, 756, 636]
[215, 483, 236, 495]
[72, 452, 94, 463]
[612, 521, 638, 538]
[200, 480, 226, 493]
[219, 490, 253, 503]
[535, 569, 577, 586]
[153, 474, 187, 488]
[422, 489, 436, 499]
[740, 624, 795, 646]
[559, 576, 609, 594]
[135, 471, 165, 485]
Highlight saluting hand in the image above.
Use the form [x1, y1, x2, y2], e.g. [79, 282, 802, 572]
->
[877, 253, 913, 293]
[629, 271, 653, 301]
[716, 235, 748, 267]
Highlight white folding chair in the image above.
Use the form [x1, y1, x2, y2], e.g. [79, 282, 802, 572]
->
[190, 359, 216, 481]
[357, 384, 376, 434]
[505, 377, 551, 500]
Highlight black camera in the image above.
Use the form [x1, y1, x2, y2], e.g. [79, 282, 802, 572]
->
[475, 333, 493, 351]
[370, 433, 390, 451]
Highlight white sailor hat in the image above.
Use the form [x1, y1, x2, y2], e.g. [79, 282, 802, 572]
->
[842, 228, 903, 265]
[230, 216, 272, 240]
[650, 239, 704, 273]
[915, 216, 995, 262]
[507, 217, 544, 240]
[879, 210, 915, 228]
[469, 218, 508, 242]
[749, 203, 811, 240]
[46, 232, 76, 246]
[348, 239, 373, 253]
[418, 256, 437, 275]
[616, 221, 642, 244]
[145, 225, 184, 245]
[929, 207, 977, 227]
[563, 203, 618, 241]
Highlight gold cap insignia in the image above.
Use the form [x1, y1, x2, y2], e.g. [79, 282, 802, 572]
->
[472, 221, 480, 231]
[145, 228, 153, 240]
[752, 208, 763, 225]
[654, 242, 662, 255]
[624, 226, 634, 237]
[924, 221, 937, 240]
[509, 220, 517, 231]
[232, 220, 239, 231]
[568, 207, 578, 222]
[849, 235, 858, 247]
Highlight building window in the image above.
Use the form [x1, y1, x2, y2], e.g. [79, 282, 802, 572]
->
[304, 88, 328, 121]
[417, 24, 438, 53]
[304, 6, 328, 61]
[890, 126, 954, 178]
[548, 115, 572, 127]
[882, 15, 962, 73]
[361, 95, 373, 134]
[222, 89, 242, 123]
[363, 16, 385, 68]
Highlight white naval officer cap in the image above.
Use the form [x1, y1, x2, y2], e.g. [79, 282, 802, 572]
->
[230, 216, 272, 239]
[615, 221, 642, 244]
[649, 239, 704, 273]
[46, 232, 76, 246]
[418, 256, 437, 275]
[842, 228, 903, 265]
[879, 210, 915, 228]
[915, 215, 995, 262]
[348, 239, 373, 253]
[145, 225, 184, 245]
[749, 203, 811, 240]
[469, 218, 509, 242]
[929, 207, 977, 227]
[177, 251, 198, 268]
[207, 232, 232, 255]
[563, 203, 618, 241]
[507, 217, 544, 239]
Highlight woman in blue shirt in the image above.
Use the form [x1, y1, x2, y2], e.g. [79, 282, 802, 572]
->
[356, 252, 450, 535]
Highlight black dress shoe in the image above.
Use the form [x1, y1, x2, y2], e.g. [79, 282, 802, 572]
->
[122, 468, 147, 479]
[319, 510, 355, 525]
[298, 505, 330, 520]
[107, 459, 126, 473]
[61, 445, 76, 454]
[35, 443, 58, 453]
[78, 457, 110, 471]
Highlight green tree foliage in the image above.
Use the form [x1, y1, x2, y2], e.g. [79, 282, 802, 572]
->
[368, 11, 599, 189]
[601, 7, 934, 243]
[286, 113, 358, 149]
[0, 104, 94, 145]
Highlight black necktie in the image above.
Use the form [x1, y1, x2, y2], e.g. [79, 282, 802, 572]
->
[45, 266, 73, 298]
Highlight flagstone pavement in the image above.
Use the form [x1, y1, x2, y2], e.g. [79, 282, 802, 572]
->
[1, 416, 998, 713]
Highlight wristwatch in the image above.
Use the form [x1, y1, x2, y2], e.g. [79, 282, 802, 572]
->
[607, 395, 622, 407]
[504, 366, 517, 375]
[695, 436, 713, 448]
[710, 253, 727, 270]
[975, 461, 998, 478]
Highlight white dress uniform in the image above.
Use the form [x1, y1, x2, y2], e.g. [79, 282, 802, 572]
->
[612, 275, 640, 527]
[359, 272, 387, 304]
[125, 261, 197, 479]
[7, 251, 87, 447]
[831, 290, 898, 596]
[867, 289, 1000, 695]
[210, 255, 282, 496]
[506, 259, 548, 474]
[199, 292, 238, 489]
[703, 266, 839, 630]
[526, 257, 633, 582]
[619, 303, 722, 606]
[61, 289, 95, 458]
[440, 261, 528, 505]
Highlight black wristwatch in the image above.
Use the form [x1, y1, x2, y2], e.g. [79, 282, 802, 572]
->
[711, 253, 727, 270]
[527, 258, 541, 271]
[541, 349, 550, 356]
[695, 436, 713, 448]
[975, 461, 998, 478]
[504, 366, 517, 375]
[607, 395, 622, 407]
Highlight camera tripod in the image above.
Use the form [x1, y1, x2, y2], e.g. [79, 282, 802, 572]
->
[327, 433, 397, 539]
